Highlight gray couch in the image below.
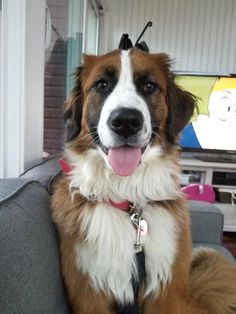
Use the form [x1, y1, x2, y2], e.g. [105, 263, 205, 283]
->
[0, 157, 235, 314]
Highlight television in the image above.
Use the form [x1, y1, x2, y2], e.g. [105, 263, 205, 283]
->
[176, 74, 236, 163]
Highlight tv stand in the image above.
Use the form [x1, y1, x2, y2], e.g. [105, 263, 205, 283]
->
[196, 155, 236, 164]
[180, 158, 236, 232]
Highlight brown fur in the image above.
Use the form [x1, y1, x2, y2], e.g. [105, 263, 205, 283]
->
[190, 249, 236, 314]
[52, 179, 114, 314]
[52, 48, 236, 313]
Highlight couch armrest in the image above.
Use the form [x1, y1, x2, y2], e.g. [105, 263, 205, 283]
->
[20, 156, 61, 194]
[189, 200, 224, 245]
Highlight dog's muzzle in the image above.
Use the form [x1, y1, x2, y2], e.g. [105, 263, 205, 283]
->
[97, 104, 151, 177]
[99, 108, 146, 177]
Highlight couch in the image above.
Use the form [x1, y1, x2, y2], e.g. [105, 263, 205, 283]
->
[0, 156, 235, 314]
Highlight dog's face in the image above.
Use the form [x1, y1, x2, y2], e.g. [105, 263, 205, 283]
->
[64, 48, 196, 176]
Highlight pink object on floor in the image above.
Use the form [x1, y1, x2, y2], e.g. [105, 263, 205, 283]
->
[181, 184, 216, 203]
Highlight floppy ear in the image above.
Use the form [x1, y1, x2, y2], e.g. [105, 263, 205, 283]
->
[166, 75, 197, 143]
[63, 66, 84, 141]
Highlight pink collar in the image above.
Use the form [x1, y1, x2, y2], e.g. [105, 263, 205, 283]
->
[108, 199, 131, 212]
[58, 159, 131, 212]
[58, 159, 72, 173]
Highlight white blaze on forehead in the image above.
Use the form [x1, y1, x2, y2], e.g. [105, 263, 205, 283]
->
[116, 50, 135, 92]
[97, 49, 152, 148]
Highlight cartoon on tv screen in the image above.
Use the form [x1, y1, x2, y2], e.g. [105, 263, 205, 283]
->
[177, 76, 236, 151]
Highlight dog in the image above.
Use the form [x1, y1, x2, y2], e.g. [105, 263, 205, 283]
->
[51, 48, 236, 314]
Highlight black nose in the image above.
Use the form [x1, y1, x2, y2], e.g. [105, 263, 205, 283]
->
[108, 108, 144, 137]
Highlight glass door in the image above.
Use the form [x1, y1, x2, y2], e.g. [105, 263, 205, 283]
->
[0, 1, 3, 177]
[66, 0, 84, 95]
[83, 0, 100, 54]
[43, 0, 101, 155]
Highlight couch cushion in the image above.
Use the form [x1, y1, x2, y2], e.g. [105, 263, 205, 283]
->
[0, 178, 70, 314]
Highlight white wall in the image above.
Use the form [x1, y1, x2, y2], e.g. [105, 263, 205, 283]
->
[0, 0, 45, 178]
[0, 5, 3, 177]
[101, 0, 236, 74]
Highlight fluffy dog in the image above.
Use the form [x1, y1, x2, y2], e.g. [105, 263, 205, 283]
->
[52, 48, 236, 313]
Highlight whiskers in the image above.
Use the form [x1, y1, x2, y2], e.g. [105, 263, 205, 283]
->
[78, 127, 99, 153]
[151, 124, 167, 153]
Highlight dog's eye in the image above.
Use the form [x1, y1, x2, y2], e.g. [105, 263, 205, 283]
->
[143, 82, 156, 94]
[95, 80, 109, 93]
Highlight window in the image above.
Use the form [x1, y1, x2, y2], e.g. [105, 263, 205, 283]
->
[0, 0, 103, 177]
[44, 0, 101, 156]
[84, 0, 100, 54]
[0, 0, 45, 178]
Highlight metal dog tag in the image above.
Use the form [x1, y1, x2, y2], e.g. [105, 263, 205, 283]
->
[131, 213, 148, 236]
[140, 219, 148, 237]
[130, 206, 148, 252]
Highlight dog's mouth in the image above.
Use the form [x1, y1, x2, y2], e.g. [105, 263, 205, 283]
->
[100, 144, 146, 176]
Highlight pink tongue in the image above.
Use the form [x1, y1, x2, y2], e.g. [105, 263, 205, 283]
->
[108, 147, 142, 176]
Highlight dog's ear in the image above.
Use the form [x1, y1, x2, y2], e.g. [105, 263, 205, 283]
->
[166, 75, 197, 143]
[63, 66, 84, 141]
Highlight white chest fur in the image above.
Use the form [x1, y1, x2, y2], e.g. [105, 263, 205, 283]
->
[75, 202, 177, 304]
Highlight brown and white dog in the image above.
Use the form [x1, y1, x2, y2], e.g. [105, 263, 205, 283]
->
[52, 48, 236, 314]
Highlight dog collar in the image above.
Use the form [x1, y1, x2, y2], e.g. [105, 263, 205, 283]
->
[58, 159, 72, 173]
[108, 199, 131, 212]
[58, 159, 132, 212]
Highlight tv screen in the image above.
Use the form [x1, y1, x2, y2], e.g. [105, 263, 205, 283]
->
[176, 75, 236, 153]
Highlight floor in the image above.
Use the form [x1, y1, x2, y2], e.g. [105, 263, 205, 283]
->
[223, 232, 236, 257]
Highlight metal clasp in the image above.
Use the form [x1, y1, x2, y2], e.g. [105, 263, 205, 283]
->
[130, 207, 143, 252]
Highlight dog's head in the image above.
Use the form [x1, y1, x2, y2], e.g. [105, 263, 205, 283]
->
[64, 48, 196, 177]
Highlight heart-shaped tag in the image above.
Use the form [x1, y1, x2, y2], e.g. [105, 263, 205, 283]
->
[140, 219, 148, 237]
